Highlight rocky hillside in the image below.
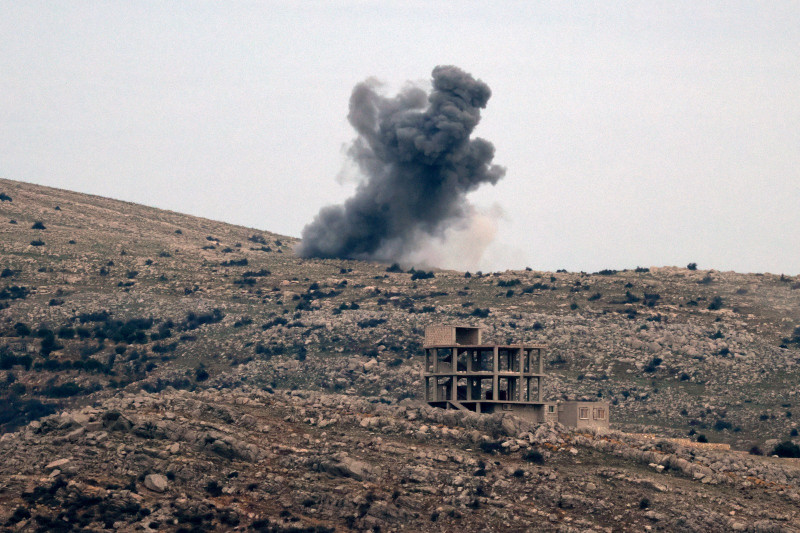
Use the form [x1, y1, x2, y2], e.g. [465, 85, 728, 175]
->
[2, 386, 800, 532]
[2, 177, 800, 531]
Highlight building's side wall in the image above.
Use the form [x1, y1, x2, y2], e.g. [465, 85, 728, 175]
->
[514, 405, 545, 424]
[558, 401, 610, 429]
[425, 326, 455, 346]
[558, 403, 578, 427]
[544, 403, 559, 424]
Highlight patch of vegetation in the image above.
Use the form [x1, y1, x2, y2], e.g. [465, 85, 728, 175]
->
[0, 285, 30, 300]
[596, 269, 618, 276]
[180, 309, 224, 331]
[771, 441, 800, 458]
[410, 269, 434, 280]
[221, 258, 248, 267]
[523, 450, 545, 464]
[358, 318, 387, 328]
[42, 382, 85, 398]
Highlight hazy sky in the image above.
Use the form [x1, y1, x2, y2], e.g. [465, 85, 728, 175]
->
[2, 2, 798, 274]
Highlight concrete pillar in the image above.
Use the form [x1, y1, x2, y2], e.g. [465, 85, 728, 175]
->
[433, 349, 438, 373]
[519, 347, 524, 401]
[492, 346, 499, 401]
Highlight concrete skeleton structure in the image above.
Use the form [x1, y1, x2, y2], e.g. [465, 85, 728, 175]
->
[422, 325, 609, 428]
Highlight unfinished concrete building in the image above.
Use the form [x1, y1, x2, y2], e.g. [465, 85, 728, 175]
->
[422, 325, 609, 428]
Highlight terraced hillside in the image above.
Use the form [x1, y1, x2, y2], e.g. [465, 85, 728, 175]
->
[1, 177, 799, 448]
[3, 177, 800, 531]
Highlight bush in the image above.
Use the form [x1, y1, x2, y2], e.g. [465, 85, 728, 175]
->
[205, 480, 223, 497]
[643, 357, 662, 373]
[43, 382, 85, 398]
[13, 322, 31, 337]
[30, 240, 45, 246]
[707, 296, 723, 310]
[0, 350, 33, 370]
[357, 318, 387, 328]
[386, 263, 403, 273]
[687, 262, 697, 270]
[470, 308, 490, 318]
[749, 446, 763, 455]
[195, 366, 209, 382]
[696, 434, 708, 443]
[410, 270, 434, 281]
[0, 398, 56, 432]
[771, 441, 800, 458]
[479, 441, 506, 454]
[221, 258, 248, 267]
[57, 326, 76, 339]
[523, 450, 544, 464]
[713, 420, 732, 431]
[31, 221, 46, 229]
[0, 192, 12, 202]
[0, 285, 30, 300]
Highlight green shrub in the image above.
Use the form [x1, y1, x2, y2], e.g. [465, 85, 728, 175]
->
[772, 441, 800, 458]
[43, 382, 84, 398]
[523, 450, 544, 464]
[410, 270, 434, 280]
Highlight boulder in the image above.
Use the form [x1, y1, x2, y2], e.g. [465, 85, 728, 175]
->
[144, 473, 169, 493]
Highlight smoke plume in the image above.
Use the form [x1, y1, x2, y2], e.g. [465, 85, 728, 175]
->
[297, 65, 505, 263]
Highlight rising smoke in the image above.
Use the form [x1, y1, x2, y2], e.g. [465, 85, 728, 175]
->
[297, 66, 506, 265]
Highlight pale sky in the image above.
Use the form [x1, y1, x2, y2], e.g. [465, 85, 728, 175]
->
[2, 2, 798, 274]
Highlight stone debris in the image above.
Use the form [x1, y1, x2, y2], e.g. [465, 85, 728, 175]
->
[0, 386, 797, 531]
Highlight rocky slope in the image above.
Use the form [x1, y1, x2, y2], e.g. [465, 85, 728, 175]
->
[2, 177, 800, 531]
[2, 386, 800, 532]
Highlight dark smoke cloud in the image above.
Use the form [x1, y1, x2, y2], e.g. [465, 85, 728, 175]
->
[297, 65, 505, 262]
